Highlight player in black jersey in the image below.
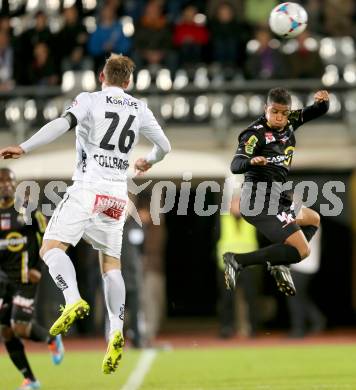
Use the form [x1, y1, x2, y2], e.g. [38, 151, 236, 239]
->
[0, 168, 64, 390]
[224, 88, 329, 296]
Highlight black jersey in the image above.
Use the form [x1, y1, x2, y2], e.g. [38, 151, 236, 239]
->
[231, 100, 329, 183]
[0, 203, 47, 284]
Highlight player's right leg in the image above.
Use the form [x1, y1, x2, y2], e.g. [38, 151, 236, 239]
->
[40, 239, 90, 336]
[39, 184, 94, 335]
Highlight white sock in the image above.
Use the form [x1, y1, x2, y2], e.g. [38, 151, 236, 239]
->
[43, 248, 81, 305]
[102, 269, 126, 338]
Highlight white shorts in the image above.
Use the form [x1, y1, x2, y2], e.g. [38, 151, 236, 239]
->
[44, 181, 128, 259]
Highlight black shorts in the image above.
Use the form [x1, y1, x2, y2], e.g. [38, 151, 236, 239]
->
[0, 281, 37, 326]
[240, 182, 301, 243]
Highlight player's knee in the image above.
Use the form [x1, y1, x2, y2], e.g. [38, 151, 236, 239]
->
[298, 243, 311, 260]
[40, 240, 63, 260]
[309, 209, 320, 227]
[11, 321, 29, 338]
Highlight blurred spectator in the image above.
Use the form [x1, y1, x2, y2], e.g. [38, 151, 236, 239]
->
[56, 6, 92, 73]
[216, 195, 261, 338]
[304, 0, 324, 35]
[17, 11, 54, 84]
[88, 5, 131, 72]
[287, 228, 326, 338]
[324, 0, 354, 36]
[20, 11, 53, 58]
[245, 28, 287, 79]
[28, 42, 59, 86]
[121, 212, 145, 348]
[207, 0, 244, 20]
[209, 2, 250, 69]
[133, 0, 176, 72]
[0, 29, 14, 90]
[173, 4, 209, 66]
[0, 16, 13, 37]
[287, 31, 324, 79]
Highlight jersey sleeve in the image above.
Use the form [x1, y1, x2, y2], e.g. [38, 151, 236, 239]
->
[139, 103, 171, 164]
[231, 129, 262, 174]
[64, 92, 91, 123]
[289, 100, 329, 130]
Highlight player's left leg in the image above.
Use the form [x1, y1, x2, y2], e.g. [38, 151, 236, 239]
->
[99, 252, 125, 374]
[224, 199, 308, 290]
[1, 285, 41, 389]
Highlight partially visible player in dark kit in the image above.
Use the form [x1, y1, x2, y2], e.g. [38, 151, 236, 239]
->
[0, 168, 64, 390]
[224, 88, 329, 296]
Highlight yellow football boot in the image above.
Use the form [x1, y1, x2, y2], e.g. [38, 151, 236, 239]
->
[49, 299, 90, 336]
[102, 330, 125, 374]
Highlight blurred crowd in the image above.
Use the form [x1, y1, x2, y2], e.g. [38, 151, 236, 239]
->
[0, 0, 355, 89]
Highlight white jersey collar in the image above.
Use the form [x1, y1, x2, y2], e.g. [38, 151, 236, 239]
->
[102, 85, 124, 93]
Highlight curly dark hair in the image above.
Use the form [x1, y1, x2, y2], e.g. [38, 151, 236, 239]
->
[267, 88, 292, 106]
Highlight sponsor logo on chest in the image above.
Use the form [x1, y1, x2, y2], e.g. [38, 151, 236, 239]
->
[106, 96, 138, 109]
[265, 132, 276, 144]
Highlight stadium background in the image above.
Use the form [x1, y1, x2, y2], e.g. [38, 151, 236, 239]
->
[0, 0, 355, 363]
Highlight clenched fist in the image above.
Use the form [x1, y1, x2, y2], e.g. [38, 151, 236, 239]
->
[314, 90, 329, 103]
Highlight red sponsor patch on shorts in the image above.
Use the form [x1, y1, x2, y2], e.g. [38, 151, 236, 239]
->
[93, 195, 127, 220]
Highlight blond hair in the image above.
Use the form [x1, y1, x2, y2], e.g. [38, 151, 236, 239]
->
[103, 54, 135, 87]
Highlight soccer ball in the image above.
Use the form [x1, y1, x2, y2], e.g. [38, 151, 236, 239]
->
[269, 2, 308, 38]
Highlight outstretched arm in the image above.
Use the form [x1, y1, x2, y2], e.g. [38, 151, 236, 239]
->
[0, 115, 73, 159]
[291, 90, 329, 128]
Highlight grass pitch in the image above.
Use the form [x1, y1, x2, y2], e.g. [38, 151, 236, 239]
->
[1, 344, 355, 390]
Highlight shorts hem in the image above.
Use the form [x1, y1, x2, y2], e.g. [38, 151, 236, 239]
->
[43, 233, 79, 247]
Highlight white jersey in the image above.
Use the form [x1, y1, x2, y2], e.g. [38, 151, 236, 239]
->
[65, 85, 168, 183]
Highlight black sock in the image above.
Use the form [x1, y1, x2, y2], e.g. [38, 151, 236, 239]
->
[301, 225, 318, 242]
[236, 243, 301, 267]
[29, 322, 51, 343]
[5, 337, 36, 381]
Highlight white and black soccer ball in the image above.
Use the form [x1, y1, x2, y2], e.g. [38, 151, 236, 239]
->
[269, 2, 308, 38]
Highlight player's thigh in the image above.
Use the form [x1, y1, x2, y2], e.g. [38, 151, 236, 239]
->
[44, 186, 93, 247]
[296, 206, 320, 227]
[243, 210, 301, 243]
[84, 213, 124, 266]
[10, 284, 37, 326]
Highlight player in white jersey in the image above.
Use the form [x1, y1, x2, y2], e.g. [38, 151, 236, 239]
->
[0, 54, 171, 374]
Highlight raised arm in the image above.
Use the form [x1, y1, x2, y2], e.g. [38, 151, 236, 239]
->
[291, 90, 329, 129]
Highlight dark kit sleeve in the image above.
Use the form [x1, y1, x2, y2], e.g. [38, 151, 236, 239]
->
[230, 130, 262, 174]
[290, 100, 329, 130]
